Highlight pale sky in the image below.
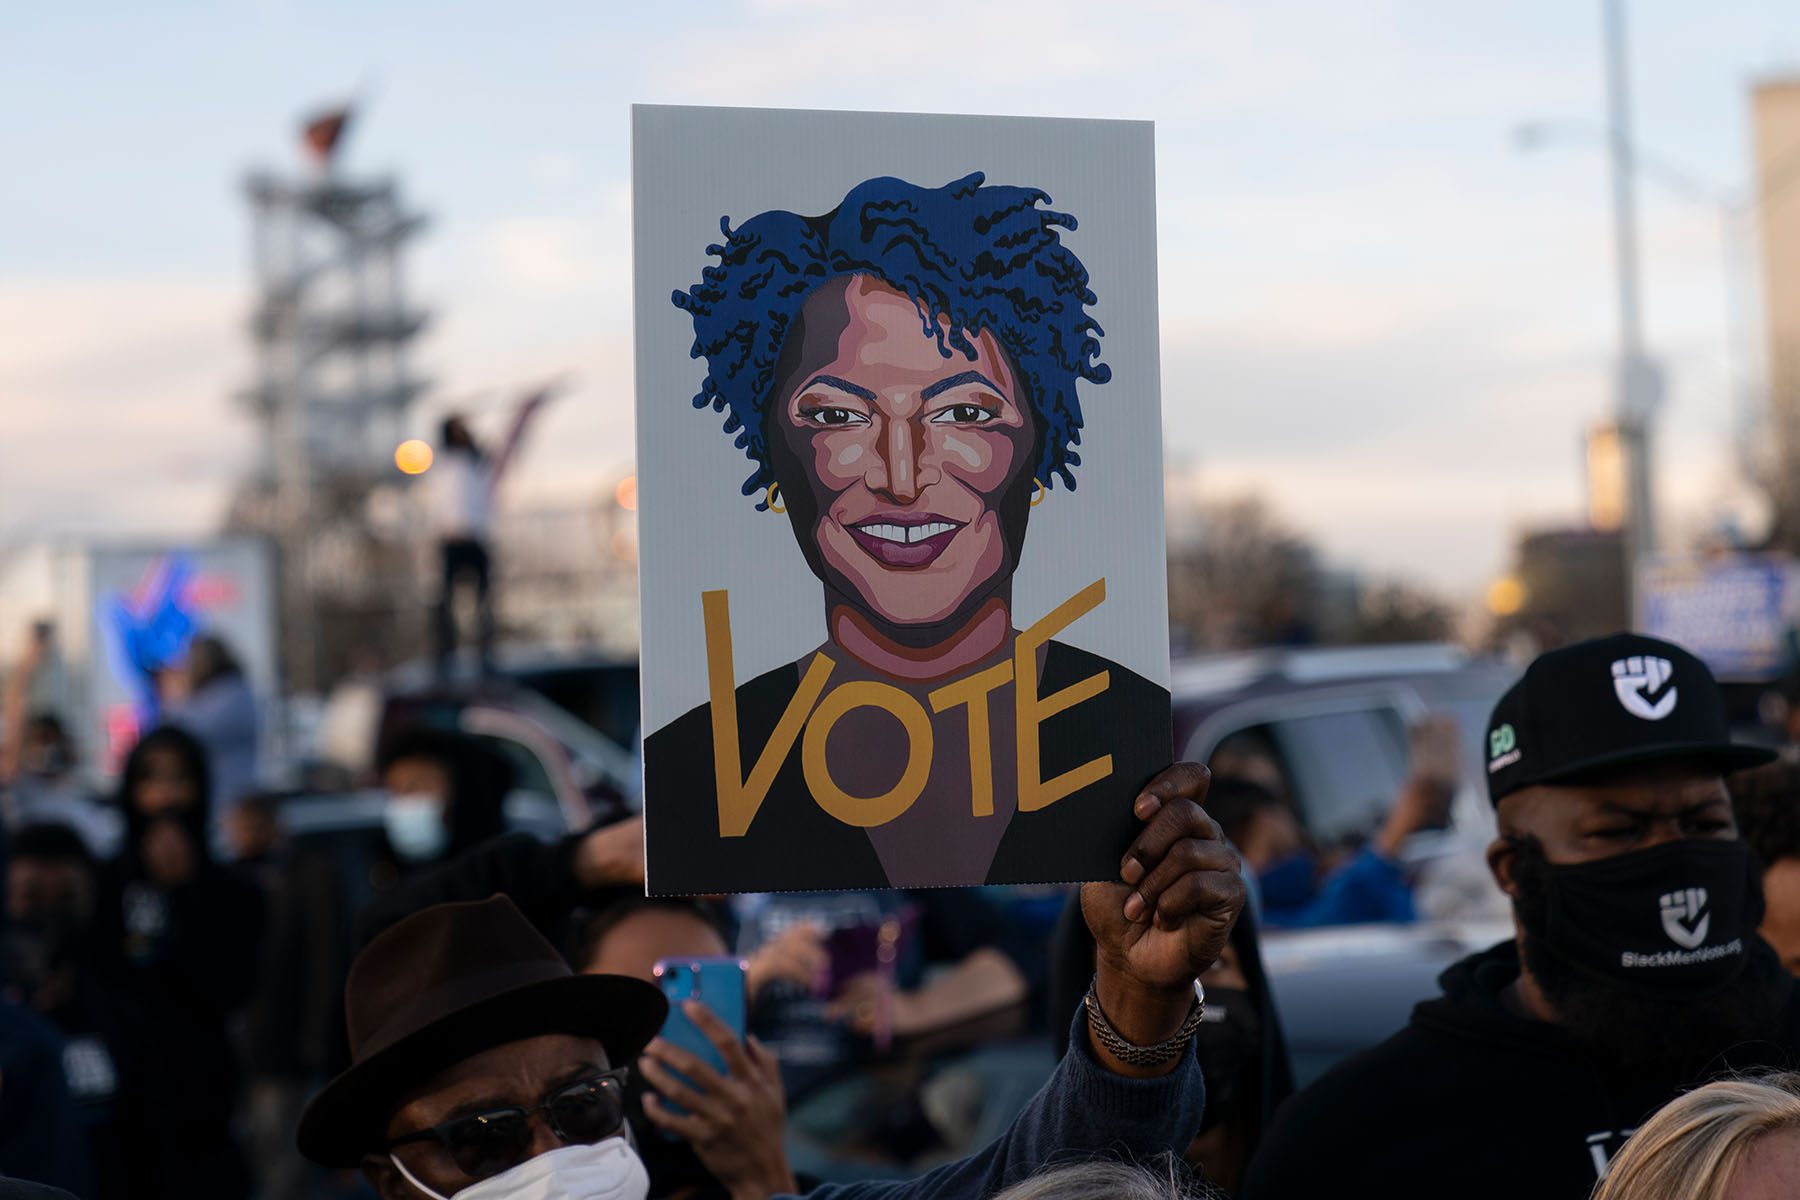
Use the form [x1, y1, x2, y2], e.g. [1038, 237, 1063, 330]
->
[6, 0, 1799, 601]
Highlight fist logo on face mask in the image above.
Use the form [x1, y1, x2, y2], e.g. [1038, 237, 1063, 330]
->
[1612, 656, 1678, 721]
[1659, 887, 1710, 949]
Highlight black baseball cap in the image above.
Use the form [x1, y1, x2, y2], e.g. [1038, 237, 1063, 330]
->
[1484, 632, 1775, 806]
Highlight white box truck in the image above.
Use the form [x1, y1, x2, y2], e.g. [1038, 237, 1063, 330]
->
[0, 537, 278, 781]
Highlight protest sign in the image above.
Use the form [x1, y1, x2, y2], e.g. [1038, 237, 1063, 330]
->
[634, 105, 1171, 894]
[1639, 554, 1800, 681]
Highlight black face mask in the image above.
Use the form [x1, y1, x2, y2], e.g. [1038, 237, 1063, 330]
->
[1193, 985, 1261, 1131]
[1535, 839, 1759, 999]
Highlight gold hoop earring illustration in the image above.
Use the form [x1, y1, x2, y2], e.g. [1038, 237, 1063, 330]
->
[1030, 478, 1047, 508]
[766, 484, 786, 514]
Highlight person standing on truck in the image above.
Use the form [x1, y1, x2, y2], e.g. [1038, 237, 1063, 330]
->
[425, 384, 558, 676]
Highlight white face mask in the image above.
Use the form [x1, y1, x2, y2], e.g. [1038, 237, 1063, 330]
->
[390, 1137, 650, 1200]
[384, 793, 450, 862]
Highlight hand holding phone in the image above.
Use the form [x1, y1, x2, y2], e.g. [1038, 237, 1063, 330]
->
[647, 957, 747, 1119]
[821, 908, 918, 1052]
[637, 978, 795, 1195]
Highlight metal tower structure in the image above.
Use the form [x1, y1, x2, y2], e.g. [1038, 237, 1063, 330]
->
[229, 118, 431, 692]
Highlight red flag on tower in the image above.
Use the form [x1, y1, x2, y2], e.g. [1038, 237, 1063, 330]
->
[301, 105, 354, 167]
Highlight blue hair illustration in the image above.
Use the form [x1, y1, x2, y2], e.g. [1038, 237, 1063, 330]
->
[672, 172, 1110, 505]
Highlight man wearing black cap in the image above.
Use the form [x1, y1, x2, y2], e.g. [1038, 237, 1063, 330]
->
[1241, 633, 1799, 1200]
[299, 762, 1242, 1200]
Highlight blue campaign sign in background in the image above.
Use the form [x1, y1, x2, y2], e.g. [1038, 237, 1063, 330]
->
[1639, 555, 1800, 680]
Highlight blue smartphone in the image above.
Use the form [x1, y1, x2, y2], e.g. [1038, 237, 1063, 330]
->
[652, 957, 748, 1125]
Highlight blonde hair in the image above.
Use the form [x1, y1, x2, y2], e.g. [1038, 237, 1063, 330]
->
[993, 1157, 1210, 1200]
[1593, 1073, 1800, 1200]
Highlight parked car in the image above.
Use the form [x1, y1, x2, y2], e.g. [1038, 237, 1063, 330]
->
[1171, 644, 1521, 1083]
[1259, 919, 1511, 1088]
[1174, 642, 1512, 877]
[372, 668, 641, 830]
[276, 786, 571, 844]
[334, 647, 644, 834]
[500, 653, 642, 759]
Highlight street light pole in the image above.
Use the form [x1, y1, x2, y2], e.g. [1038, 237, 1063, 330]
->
[1520, 72, 1800, 564]
[1603, 0, 1660, 601]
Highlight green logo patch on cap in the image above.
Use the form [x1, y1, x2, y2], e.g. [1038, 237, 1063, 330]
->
[1488, 724, 1521, 773]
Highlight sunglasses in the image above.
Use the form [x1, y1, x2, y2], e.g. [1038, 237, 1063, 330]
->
[387, 1068, 629, 1181]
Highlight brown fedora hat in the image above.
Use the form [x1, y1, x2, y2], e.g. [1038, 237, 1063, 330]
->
[296, 895, 667, 1168]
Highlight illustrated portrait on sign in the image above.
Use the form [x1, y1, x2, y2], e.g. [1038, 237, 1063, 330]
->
[641, 158, 1170, 895]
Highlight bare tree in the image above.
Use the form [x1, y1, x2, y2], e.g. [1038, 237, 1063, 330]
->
[1166, 491, 1455, 651]
[1349, 581, 1456, 644]
[1167, 495, 1323, 651]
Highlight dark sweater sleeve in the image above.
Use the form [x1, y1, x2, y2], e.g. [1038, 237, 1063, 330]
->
[784, 1006, 1204, 1200]
[354, 833, 585, 947]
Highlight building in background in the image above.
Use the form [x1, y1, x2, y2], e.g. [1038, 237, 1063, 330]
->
[1487, 526, 1629, 652]
[226, 108, 431, 692]
[1585, 420, 1628, 534]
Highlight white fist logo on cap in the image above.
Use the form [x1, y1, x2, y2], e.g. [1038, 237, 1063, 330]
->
[1612, 656, 1678, 722]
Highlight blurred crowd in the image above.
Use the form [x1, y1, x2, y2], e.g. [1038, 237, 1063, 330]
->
[0, 613, 1252, 1200]
[9, 624, 1800, 1200]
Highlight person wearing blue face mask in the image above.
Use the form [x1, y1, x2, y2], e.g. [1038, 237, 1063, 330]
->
[1204, 776, 1421, 929]
[1206, 718, 1460, 930]
[375, 728, 511, 876]
[384, 785, 451, 864]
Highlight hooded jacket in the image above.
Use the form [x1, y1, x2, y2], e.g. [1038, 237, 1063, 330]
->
[96, 728, 265, 1199]
[104, 731, 266, 1027]
[370, 727, 512, 878]
[1241, 938, 1800, 1199]
[314, 731, 516, 1082]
